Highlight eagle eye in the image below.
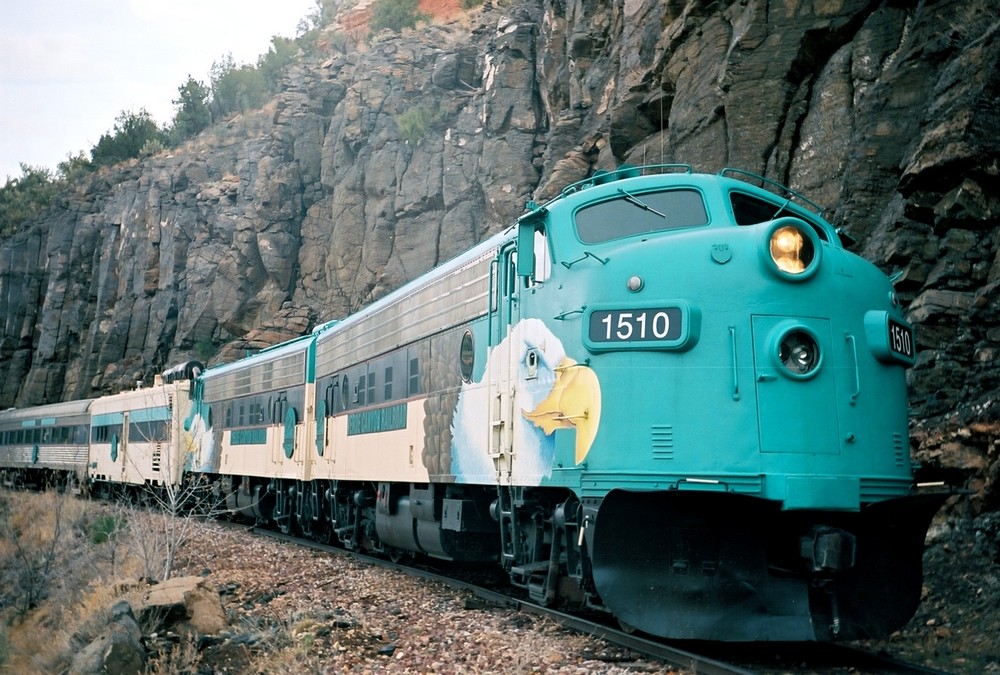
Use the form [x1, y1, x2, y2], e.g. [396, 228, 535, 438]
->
[525, 349, 539, 379]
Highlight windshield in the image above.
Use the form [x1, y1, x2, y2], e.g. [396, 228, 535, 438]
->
[730, 191, 829, 241]
[574, 188, 708, 244]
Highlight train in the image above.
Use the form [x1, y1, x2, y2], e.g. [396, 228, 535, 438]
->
[0, 165, 950, 642]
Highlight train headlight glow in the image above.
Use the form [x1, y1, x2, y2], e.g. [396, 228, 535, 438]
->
[762, 217, 822, 281]
[771, 226, 808, 273]
[778, 330, 820, 376]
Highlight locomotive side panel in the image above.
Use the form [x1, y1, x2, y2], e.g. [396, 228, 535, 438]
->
[314, 248, 498, 485]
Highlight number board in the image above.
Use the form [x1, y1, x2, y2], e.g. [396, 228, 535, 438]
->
[586, 305, 691, 350]
[887, 318, 914, 361]
[863, 311, 915, 366]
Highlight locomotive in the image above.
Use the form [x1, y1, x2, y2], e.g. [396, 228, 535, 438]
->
[0, 166, 948, 641]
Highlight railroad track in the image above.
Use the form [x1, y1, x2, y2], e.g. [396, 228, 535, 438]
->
[243, 523, 952, 675]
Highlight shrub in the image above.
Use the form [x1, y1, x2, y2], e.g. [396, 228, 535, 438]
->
[56, 152, 93, 182]
[90, 109, 167, 168]
[0, 489, 90, 617]
[370, 0, 428, 33]
[395, 103, 440, 145]
[88, 513, 127, 546]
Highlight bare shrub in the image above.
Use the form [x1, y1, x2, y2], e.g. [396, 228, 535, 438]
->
[147, 636, 203, 674]
[118, 476, 227, 583]
[0, 490, 144, 672]
[0, 488, 92, 618]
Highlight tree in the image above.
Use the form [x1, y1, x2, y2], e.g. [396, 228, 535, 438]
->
[90, 109, 167, 167]
[56, 152, 93, 182]
[258, 36, 299, 91]
[169, 76, 212, 144]
[0, 164, 58, 239]
[209, 54, 269, 120]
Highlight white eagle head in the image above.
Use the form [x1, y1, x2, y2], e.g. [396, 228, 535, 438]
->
[451, 319, 601, 485]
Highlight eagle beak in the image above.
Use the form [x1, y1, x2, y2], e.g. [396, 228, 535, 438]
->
[522, 357, 602, 464]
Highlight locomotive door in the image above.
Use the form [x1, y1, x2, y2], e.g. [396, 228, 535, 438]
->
[751, 316, 840, 454]
[488, 244, 520, 480]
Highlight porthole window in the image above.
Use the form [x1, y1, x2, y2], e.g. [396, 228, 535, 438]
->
[460, 331, 475, 382]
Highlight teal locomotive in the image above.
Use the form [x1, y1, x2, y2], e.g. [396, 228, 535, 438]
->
[1, 166, 947, 641]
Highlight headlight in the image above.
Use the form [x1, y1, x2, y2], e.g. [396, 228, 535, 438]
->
[763, 217, 821, 280]
[771, 226, 811, 273]
[778, 329, 821, 376]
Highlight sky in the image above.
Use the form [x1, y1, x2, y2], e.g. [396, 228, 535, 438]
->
[0, 0, 317, 182]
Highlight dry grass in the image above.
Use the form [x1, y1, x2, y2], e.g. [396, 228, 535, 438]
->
[0, 489, 209, 672]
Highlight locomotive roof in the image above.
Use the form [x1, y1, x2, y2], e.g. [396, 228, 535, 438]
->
[541, 165, 821, 210]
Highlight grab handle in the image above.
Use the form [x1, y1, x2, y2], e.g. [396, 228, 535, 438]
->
[729, 325, 740, 401]
[845, 333, 861, 405]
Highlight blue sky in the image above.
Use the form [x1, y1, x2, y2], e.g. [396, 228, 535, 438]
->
[0, 0, 316, 182]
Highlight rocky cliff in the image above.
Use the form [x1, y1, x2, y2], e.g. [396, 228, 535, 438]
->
[0, 0, 997, 510]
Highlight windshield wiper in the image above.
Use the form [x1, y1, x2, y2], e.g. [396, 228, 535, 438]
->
[617, 187, 666, 219]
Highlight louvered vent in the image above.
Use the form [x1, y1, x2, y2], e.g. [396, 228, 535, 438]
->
[652, 425, 674, 460]
[893, 432, 906, 467]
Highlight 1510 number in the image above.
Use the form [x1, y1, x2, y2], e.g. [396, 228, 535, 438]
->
[589, 307, 683, 343]
[888, 319, 914, 359]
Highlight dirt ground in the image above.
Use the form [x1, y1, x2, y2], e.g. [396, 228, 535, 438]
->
[859, 508, 1000, 673]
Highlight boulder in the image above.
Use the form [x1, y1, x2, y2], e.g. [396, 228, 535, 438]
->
[67, 601, 146, 675]
[141, 575, 228, 637]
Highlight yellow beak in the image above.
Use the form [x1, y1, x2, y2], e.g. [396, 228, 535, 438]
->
[522, 357, 602, 464]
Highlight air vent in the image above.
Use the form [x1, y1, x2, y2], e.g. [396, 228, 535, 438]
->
[652, 425, 674, 460]
[893, 433, 906, 467]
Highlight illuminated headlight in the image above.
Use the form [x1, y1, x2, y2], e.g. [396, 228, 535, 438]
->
[763, 218, 821, 280]
[778, 330, 820, 376]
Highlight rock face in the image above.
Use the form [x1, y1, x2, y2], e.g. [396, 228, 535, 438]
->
[0, 0, 997, 508]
